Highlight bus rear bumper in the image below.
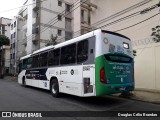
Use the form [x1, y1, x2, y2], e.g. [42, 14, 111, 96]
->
[96, 82, 134, 96]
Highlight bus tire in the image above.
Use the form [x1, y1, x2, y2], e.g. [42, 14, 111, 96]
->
[22, 76, 26, 87]
[50, 79, 60, 98]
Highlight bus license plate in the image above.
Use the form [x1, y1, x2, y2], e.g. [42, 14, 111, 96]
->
[119, 87, 126, 91]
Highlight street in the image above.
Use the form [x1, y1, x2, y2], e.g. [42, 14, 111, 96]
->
[0, 79, 160, 120]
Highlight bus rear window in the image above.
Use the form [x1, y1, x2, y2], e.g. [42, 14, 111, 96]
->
[105, 54, 132, 63]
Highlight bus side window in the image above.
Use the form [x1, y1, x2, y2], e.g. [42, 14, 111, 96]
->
[77, 40, 88, 63]
[48, 49, 60, 66]
[18, 61, 22, 73]
[27, 57, 32, 68]
[39, 52, 48, 67]
[61, 44, 76, 65]
[22, 59, 27, 69]
[32, 55, 39, 68]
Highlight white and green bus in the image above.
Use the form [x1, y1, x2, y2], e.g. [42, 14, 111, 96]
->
[18, 29, 134, 97]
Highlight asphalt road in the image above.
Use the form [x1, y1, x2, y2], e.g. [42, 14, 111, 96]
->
[0, 79, 160, 120]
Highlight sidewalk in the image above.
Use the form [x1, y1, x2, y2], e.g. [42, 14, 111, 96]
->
[131, 90, 160, 104]
[3, 76, 17, 81]
[114, 90, 160, 104]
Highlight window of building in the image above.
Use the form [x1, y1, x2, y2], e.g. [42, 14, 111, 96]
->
[77, 40, 88, 63]
[58, 0, 62, 6]
[11, 24, 13, 30]
[65, 32, 72, 41]
[58, 29, 62, 36]
[61, 44, 76, 65]
[66, 4, 71, 12]
[13, 53, 15, 59]
[39, 52, 48, 67]
[81, 9, 89, 24]
[48, 49, 60, 66]
[14, 21, 16, 27]
[32, 55, 39, 68]
[58, 15, 62, 21]
[13, 43, 15, 48]
[2, 30, 5, 35]
[14, 32, 16, 38]
[65, 17, 72, 30]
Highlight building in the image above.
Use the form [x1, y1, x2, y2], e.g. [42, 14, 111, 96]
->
[0, 46, 10, 78]
[18, 0, 73, 54]
[10, 15, 24, 74]
[0, 17, 11, 76]
[0, 17, 11, 38]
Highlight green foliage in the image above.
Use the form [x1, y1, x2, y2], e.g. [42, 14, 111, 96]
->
[151, 25, 160, 43]
[45, 34, 57, 46]
[0, 35, 10, 46]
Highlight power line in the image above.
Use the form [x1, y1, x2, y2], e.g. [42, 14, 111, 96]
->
[91, 0, 153, 27]
[53, 3, 159, 43]
[22, 0, 87, 46]
[0, 0, 47, 14]
[23, 0, 151, 45]
[114, 12, 159, 32]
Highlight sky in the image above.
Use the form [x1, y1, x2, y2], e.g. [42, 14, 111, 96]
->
[0, 0, 24, 19]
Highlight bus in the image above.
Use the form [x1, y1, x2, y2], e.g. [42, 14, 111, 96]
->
[18, 29, 134, 97]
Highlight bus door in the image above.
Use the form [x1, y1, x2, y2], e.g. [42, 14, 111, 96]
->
[80, 37, 95, 96]
[82, 65, 95, 96]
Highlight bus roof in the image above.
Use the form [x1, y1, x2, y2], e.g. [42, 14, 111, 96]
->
[102, 30, 131, 40]
[20, 54, 31, 60]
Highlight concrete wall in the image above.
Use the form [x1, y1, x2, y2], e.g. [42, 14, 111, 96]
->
[89, 0, 160, 91]
[134, 42, 160, 91]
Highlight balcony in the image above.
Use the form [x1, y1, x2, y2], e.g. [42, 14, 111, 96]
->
[81, 0, 97, 11]
[23, 9, 28, 19]
[21, 39, 27, 46]
[32, 34, 38, 43]
[32, 17, 36, 24]
[22, 24, 27, 31]
[33, 0, 40, 11]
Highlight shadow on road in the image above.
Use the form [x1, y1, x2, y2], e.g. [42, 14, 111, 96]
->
[23, 85, 130, 111]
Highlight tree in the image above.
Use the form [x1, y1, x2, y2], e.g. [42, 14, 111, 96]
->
[0, 35, 10, 46]
[45, 34, 58, 46]
[151, 25, 160, 43]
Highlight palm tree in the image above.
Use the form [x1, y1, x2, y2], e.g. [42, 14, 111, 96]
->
[151, 25, 160, 43]
[45, 34, 58, 46]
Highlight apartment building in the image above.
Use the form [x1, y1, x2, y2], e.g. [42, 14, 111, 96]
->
[10, 15, 24, 74]
[0, 46, 10, 78]
[0, 17, 11, 76]
[0, 17, 11, 38]
[18, 0, 73, 54]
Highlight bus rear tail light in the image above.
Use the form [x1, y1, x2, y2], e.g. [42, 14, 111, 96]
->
[100, 67, 107, 84]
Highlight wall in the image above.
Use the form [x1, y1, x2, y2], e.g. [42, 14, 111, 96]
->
[89, 0, 160, 91]
[134, 42, 160, 91]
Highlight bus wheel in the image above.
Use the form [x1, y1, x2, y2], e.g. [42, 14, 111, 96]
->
[50, 79, 59, 97]
[22, 76, 26, 87]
